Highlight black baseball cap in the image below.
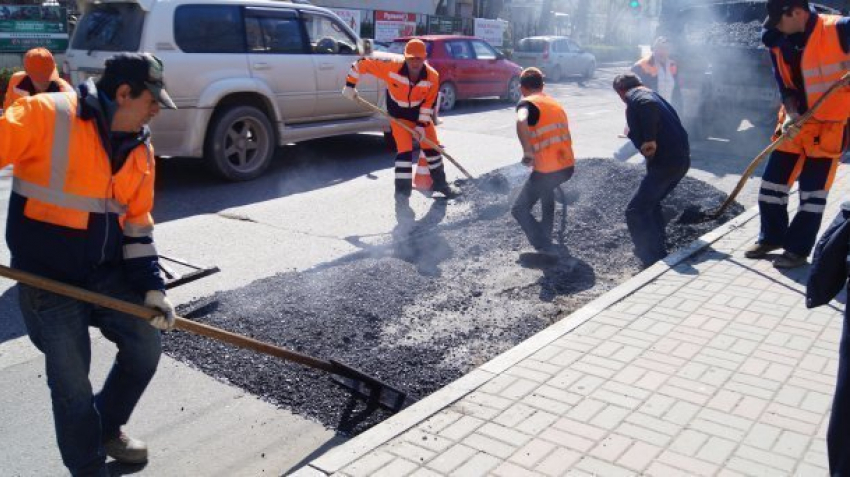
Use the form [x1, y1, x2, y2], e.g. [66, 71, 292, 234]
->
[103, 52, 177, 109]
[764, 0, 809, 28]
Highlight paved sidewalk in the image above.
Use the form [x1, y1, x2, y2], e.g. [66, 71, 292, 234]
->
[293, 163, 850, 477]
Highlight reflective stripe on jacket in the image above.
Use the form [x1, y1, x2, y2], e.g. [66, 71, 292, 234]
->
[346, 57, 439, 124]
[524, 93, 575, 173]
[0, 85, 163, 291]
[773, 14, 850, 122]
[3, 71, 73, 110]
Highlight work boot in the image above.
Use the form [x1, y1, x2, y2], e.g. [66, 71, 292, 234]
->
[744, 242, 781, 259]
[774, 251, 807, 269]
[433, 183, 461, 199]
[104, 432, 148, 464]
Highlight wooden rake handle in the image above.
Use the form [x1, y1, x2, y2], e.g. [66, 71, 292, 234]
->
[354, 95, 475, 180]
[0, 264, 338, 374]
[710, 72, 850, 218]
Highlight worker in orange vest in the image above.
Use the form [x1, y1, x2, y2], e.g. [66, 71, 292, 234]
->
[343, 39, 460, 223]
[0, 53, 177, 476]
[3, 47, 73, 110]
[511, 67, 575, 258]
[748, 0, 850, 269]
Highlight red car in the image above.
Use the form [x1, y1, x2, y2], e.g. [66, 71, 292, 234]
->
[390, 35, 522, 111]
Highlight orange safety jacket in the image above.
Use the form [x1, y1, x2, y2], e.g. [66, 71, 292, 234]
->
[772, 14, 850, 122]
[346, 57, 439, 124]
[0, 80, 164, 291]
[632, 55, 682, 106]
[523, 93, 575, 173]
[3, 70, 73, 110]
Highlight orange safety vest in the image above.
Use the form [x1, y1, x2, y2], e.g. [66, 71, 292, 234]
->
[634, 55, 678, 78]
[525, 93, 575, 173]
[0, 92, 158, 258]
[347, 57, 439, 123]
[772, 14, 850, 122]
[3, 70, 73, 110]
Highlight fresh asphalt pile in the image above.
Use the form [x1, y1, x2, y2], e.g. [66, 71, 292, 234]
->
[164, 158, 744, 435]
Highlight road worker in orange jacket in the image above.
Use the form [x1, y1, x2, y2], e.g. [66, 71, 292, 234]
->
[747, 0, 850, 269]
[342, 39, 460, 222]
[512, 67, 575, 258]
[0, 53, 178, 476]
[3, 47, 73, 110]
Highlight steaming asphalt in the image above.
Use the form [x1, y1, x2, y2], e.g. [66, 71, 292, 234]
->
[0, 65, 771, 473]
[164, 159, 742, 435]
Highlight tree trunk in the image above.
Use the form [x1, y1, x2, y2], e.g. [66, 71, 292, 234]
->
[538, 0, 554, 35]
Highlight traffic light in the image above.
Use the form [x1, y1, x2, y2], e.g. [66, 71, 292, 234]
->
[629, 0, 640, 8]
[628, 0, 642, 15]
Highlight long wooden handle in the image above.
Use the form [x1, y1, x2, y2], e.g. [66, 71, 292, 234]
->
[355, 95, 476, 180]
[710, 72, 850, 218]
[0, 264, 337, 373]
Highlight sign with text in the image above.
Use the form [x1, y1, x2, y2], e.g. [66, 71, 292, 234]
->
[474, 18, 507, 47]
[0, 5, 68, 52]
[374, 10, 417, 43]
[330, 8, 361, 37]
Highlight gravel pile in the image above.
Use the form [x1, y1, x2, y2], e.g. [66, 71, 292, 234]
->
[686, 20, 764, 48]
[164, 158, 744, 435]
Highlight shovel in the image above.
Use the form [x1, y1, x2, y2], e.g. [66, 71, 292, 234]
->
[0, 264, 410, 412]
[679, 72, 850, 224]
[354, 95, 510, 193]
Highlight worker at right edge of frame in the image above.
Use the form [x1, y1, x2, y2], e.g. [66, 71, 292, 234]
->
[747, 0, 850, 269]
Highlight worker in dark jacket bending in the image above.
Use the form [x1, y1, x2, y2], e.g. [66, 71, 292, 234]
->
[613, 73, 691, 268]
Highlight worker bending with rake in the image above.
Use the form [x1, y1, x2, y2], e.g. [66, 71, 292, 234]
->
[747, 0, 850, 268]
[343, 39, 460, 222]
[0, 53, 177, 475]
[512, 67, 575, 258]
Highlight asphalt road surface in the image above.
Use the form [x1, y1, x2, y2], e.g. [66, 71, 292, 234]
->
[0, 65, 771, 475]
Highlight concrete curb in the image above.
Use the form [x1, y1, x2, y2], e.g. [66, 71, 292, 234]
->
[298, 204, 762, 476]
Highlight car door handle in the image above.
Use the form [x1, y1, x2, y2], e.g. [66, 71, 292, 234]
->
[252, 62, 271, 71]
[319, 63, 334, 71]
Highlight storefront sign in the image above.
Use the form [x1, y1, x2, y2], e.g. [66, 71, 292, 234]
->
[0, 5, 68, 52]
[474, 18, 507, 47]
[330, 8, 361, 37]
[374, 10, 417, 42]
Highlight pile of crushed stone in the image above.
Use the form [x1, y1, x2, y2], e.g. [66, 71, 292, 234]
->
[164, 158, 744, 435]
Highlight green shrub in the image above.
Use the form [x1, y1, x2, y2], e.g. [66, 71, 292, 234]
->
[583, 44, 641, 63]
[0, 66, 22, 110]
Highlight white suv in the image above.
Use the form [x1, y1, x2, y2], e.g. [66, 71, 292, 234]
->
[65, 0, 388, 180]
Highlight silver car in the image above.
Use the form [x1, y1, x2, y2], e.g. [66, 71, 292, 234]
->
[65, 0, 389, 181]
[512, 36, 596, 82]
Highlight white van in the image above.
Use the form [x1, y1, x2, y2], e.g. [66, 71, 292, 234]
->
[65, 0, 389, 180]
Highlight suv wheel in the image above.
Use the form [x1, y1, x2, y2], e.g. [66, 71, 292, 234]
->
[439, 82, 457, 111]
[501, 76, 521, 103]
[205, 105, 275, 181]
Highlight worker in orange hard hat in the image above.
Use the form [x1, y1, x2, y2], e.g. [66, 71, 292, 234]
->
[3, 47, 73, 110]
[343, 38, 460, 225]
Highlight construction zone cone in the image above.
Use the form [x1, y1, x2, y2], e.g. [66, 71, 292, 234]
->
[413, 150, 433, 192]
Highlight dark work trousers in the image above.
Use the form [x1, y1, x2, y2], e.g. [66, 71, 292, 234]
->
[830, 304, 850, 476]
[626, 158, 689, 267]
[511, 167, 574, 250]
[758, 151, 839, 256]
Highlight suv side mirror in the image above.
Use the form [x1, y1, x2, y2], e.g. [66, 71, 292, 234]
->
[360, 38, 374, 56]
[495, 51, 505, 60]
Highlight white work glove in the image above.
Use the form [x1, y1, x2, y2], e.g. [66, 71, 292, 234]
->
[781, 112, 801, 139]
[414, 126, 427, 144]
[341, 85, 358, 101]
[144, 290, 177, 331]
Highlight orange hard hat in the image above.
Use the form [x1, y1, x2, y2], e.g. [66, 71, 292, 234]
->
[404, 39, 427, 59]
[23, 47, 57, 83]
